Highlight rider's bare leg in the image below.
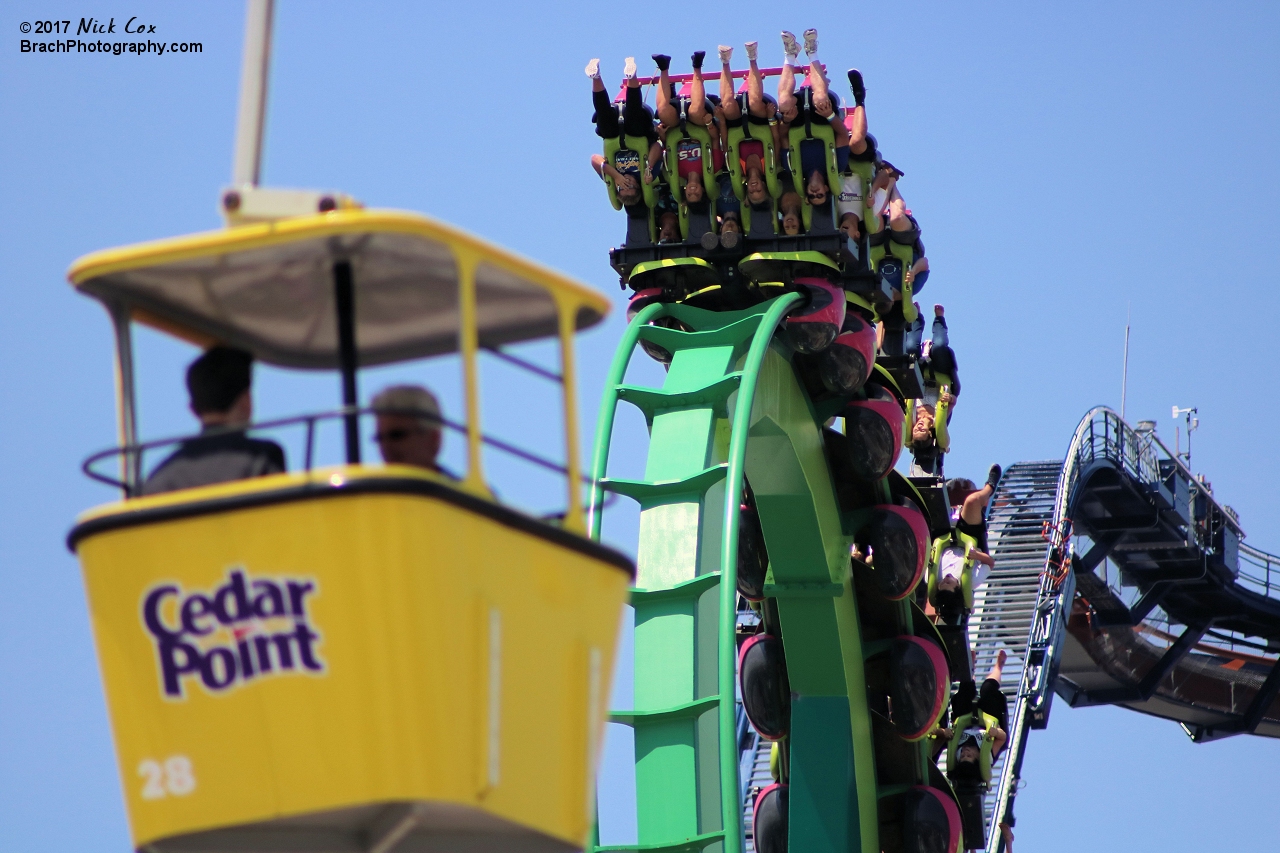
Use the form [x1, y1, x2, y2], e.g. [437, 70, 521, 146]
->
[847, 104, 867, 155]
[719, 47, 741, 121]
[808, 60, 834, 118]
[747, 53, 769, 118]
[654, 57, 678, 129]
[778, 61, 797, 123]
[888, 191, 913, 232]
[961, 484, 993, 526]
[987, 649, 1007, 684]
[688, 52, 712, 127]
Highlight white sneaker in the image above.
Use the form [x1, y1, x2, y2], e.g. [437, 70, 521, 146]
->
[585, 58, 600, 79]
[780, 31, 799, 59]
[744, 41, 758, 62]
[623, 56, 637, 79]
[718, 45, 733, 64]
[802, 28, 818, 57]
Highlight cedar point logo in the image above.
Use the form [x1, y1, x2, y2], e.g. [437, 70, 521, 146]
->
[141, 568, 325, 699]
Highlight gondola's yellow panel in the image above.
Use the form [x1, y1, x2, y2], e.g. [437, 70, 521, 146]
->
[72, 470, 631, 850]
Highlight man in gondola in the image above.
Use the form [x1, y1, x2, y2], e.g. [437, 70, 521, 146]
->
[142, 346, 286, 495]
[371, 384, 447, 474]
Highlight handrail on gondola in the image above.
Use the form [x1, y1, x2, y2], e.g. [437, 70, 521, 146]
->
[81, 405, 613, 507]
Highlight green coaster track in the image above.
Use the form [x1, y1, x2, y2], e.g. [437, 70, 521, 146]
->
[588, 295, 935, 853]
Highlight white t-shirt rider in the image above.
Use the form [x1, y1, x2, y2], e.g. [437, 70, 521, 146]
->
[940, 543, 991, 592]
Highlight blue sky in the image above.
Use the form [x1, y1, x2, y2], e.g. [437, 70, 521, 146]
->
[3, 2, 1279, 851]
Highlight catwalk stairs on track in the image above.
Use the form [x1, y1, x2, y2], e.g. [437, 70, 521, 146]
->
[967, 461, 1062, 853]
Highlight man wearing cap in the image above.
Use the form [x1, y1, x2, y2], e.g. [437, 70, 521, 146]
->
[371, 384, 447, 473]
[143, 346, 286, 495]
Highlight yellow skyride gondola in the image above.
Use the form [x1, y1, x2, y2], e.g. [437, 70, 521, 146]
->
[69, 205, 633, 853]
[66, 9, 633, 846]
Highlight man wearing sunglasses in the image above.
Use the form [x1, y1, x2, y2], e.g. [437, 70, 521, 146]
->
[371, 384, 446, 473]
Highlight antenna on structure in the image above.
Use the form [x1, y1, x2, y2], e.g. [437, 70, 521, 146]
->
[1172, 405, 1199, 467]
[219, 0, 359, 224]
[1120, 304, 1131, 421]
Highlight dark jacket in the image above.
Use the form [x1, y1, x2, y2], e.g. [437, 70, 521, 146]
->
[142, 427, 286, 496]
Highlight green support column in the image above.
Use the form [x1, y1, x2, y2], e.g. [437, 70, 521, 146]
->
[591, 295, 881, 853]
[631, 342, 736, 849]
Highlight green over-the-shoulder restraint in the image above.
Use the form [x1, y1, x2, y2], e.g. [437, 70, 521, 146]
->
[927, 528, 980, 610]
[727, 119, 782, 202]
[602, 128, 658, 211]
[848, 159, 876, 232]
[945, 711, 998, 784]
[664, 121, 719, 240]
[787, 102, 844, 232]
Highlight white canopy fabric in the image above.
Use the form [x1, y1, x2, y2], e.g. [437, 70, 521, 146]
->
[69, 210, 610, 368]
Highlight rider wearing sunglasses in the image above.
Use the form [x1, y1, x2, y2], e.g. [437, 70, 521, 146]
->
[371, 384, 446, 473]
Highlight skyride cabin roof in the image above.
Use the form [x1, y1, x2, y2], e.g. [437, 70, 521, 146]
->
[69, 208, 609, 368]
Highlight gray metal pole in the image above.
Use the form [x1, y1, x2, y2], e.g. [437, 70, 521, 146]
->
[109, 303, 139, 495]
[232, 0, 274, 187]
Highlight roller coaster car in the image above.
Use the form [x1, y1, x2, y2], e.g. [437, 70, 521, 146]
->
[875, 353, 926, 401]
[906, 475, 956, 539]
[626, 256, 721, 298]
[66, 210, 633, 853]
[738, 249, 840, 286]
[869, 725, 965, 853]
[933, 624, 974, 685]
[895, 786, 964, 853]
[738, 633, 792, 740]
[661, 122, 719, 242]
[953, 786, 988, 852]
[785, 100, 844, 234]
[834, 390, 906, 482]
[865, 635, 950, 742]
[609, 235, 894, 323]
[854, 504, 931, 601]
[602, 120, 659, 214]
[927, 531, 984, 621]
[725, 111, 782, 203]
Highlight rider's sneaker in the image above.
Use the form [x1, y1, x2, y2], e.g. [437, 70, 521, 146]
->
[802, 28, 818, 57]
[623, 56, 637, 79]
[744, 41, 759, 62]
[986, 463, 1003, 490]
[651, 54, 671, 72]
[718, 45, 733, 64]
[780, 31, 799, 59]
[691, 50, 705, 69]
[585, 58, 600, 79]
[847, 68, 866, 106]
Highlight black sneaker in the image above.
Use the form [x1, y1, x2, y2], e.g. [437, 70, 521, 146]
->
[652, 54, 671, 72]
[691, 50, 705, 69]
[847, 68, 866, 107]
[986, 463, 1002, 489]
